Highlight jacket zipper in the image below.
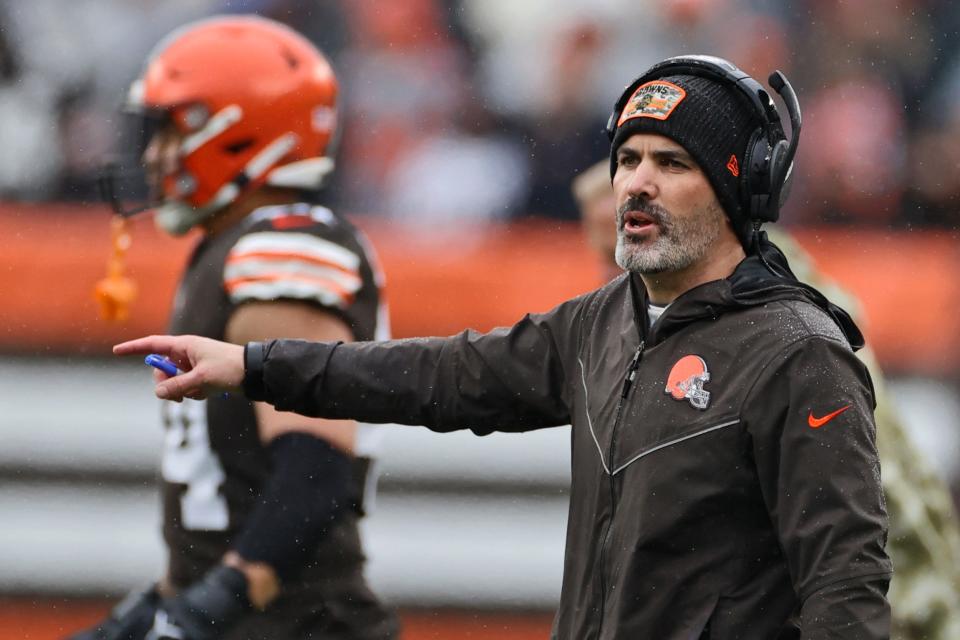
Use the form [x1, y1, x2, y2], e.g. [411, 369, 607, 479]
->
[596, 341, 644, 638]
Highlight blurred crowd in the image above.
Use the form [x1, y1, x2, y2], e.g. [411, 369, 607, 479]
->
[1, 0, 958, 229]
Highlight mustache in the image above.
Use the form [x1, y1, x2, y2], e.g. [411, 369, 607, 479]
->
[616, 198, 671, 227]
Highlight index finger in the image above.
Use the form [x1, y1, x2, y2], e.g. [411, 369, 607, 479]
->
[113, 335, 179, 357]
[114, 336, 194, 372]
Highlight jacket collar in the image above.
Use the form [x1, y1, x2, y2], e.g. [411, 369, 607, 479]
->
[627, 233, 865, 350]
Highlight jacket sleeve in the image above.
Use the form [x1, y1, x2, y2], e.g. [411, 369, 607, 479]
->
[742, 335, 892, 639]
[256, 297, 586, 434]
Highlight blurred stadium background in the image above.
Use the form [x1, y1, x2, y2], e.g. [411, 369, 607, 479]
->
[1, 0, 959, 638]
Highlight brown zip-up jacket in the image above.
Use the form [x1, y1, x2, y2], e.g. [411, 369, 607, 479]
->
[250, 242, 892, 639]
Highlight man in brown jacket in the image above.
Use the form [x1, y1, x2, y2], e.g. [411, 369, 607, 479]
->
[575, 156, 960, 639]
[116, 55, 892, 639]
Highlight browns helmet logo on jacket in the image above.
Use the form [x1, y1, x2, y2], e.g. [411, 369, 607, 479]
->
[665, 355, 711, 410]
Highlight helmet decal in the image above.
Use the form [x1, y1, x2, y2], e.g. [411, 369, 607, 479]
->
[180, 105, 242, 155]
[665, 355, 712, 410]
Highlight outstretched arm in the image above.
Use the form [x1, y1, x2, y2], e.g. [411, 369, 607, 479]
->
[116, 297, 586, 433]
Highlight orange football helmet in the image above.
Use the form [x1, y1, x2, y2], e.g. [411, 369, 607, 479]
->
[127, 15, 338, 234]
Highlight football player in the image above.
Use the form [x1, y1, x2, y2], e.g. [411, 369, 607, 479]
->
[69, 16, 398, 640]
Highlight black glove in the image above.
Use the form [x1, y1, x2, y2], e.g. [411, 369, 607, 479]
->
[146, 565, 251, 640]
[66, 585, 160, 640]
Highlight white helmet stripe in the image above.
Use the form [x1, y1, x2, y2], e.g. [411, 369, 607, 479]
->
[245, 132, 298, 180]
[267, 157, 335, 190]
[181, 104, 243, 155]
[200, 133, 299, 210]
[207, 182, 240, 210]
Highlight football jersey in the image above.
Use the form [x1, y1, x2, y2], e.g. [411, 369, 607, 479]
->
[160, 203, 391, 626]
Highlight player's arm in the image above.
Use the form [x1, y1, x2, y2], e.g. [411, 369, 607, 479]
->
[228, 299, 358, 451]
[145, 300, 363, 639]
[744, 336, 892, 638]
[224, 298, 360, 599]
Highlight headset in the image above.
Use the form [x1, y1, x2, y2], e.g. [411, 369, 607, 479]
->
[605, 55, 801, 228]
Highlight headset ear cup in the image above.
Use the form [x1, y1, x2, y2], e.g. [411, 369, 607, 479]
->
[762, 139, 790, 223]
[743, 129, 770, 224]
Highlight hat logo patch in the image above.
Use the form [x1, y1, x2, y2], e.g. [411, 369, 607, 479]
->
[665, 354, 711, 410]
[618, 80, 687, 126]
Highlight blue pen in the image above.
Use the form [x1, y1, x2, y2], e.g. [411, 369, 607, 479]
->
[144, 353, 231, 399]
[145, 354, 179, 377]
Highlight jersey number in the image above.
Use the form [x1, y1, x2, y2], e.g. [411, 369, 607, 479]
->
[161, 400, 229, 531]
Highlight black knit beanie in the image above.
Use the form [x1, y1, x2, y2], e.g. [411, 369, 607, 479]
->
[609, 73, 764, 242]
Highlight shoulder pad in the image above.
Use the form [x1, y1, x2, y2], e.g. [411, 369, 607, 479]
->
[247, 203, 337, 230]
[224, 229, 362, 309]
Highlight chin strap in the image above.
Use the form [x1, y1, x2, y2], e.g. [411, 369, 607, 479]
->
[93, 215, 138, 322]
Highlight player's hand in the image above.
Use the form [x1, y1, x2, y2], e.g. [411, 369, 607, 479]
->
[113, 335, 244, 402]
[65, 585, 159, 640]
[145, 566, 251, 640]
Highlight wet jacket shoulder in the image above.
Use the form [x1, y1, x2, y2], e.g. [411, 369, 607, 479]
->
[767, 228, 960, 639]
[722, 241, 893, 615]
[732, 297, 891, 633]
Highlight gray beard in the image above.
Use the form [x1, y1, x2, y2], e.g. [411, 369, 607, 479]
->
[614, 199, 725, 275]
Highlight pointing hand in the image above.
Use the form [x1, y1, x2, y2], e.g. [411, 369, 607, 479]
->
[114, 335, 244, 402]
